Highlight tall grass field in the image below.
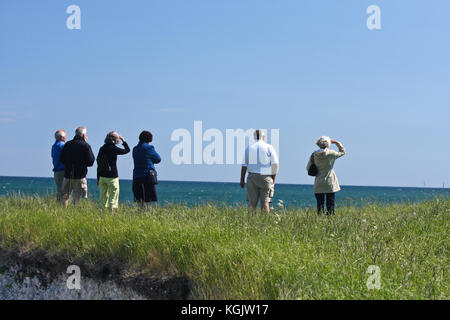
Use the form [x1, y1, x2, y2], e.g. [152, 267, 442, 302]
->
[0, 196, 448, 299]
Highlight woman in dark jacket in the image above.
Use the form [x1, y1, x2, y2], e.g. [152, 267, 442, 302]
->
[132, 130, 161, 206]
[97, 131, 130, 210]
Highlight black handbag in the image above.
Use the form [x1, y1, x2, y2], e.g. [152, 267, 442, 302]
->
[147, 169, 158, 185]
[307, 153, 318, 176]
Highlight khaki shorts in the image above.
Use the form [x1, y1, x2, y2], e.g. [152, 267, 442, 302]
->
[247, 173, 274, 204]
[62, 177, 88, 202]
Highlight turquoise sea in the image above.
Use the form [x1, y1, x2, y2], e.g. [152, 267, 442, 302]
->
[0, 176, 448, 208]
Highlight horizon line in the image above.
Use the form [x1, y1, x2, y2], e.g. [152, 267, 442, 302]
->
[0, 175, 448, 190]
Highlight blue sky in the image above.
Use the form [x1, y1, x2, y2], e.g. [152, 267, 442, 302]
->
[0, 0, 449, 187]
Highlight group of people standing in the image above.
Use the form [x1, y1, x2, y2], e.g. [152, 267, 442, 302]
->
[51, 126, 161, 210]
[51, 127, 345, 214]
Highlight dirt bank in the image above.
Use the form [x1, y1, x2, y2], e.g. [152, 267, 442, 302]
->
[0, 246, 192, 300]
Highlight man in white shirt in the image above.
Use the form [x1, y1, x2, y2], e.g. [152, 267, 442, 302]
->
[240, 129, 279, 212]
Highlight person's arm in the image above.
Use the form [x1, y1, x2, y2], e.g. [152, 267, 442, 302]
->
[240, 166, 247, 188]
[240, 146, 250, 188]
[51, 145, 57, 168]
[86, 145, 95, 167]
[270, 146, 279, 182]
[330, 140, 346, 158]
[306, 153, 313, 171]
[59, 144, 66, 165]
[149, 146, 161, 164]
[96, 150, 100, 184]
[113, 136, 131, 155]
[114, 141, 130, 155]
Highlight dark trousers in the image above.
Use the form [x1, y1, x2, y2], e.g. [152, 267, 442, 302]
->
[315, 193, 335, 215]
[132, 176, 158, 203]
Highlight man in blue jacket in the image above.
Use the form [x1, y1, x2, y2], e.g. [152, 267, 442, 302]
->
[60, 126, 95, 207]
[51, 130, 66, 201]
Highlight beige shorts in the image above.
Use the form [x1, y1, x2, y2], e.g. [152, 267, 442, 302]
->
[62, 177, 88, 202]
[247, 173, 274, 204]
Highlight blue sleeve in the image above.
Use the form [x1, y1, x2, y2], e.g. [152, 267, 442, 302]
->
[149, 146, 161, 164]
[52, 144, 63, 167]
[51, 145, 57, 167]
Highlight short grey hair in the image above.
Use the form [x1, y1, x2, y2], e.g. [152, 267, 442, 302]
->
[104, 131, 120, 144]
[75, 126, 87, 137]
[253, 129, 266, 140]
[54, 129, 66, 141]
[316, 136, 331, 149]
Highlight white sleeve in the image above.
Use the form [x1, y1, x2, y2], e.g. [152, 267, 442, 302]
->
[331, 141, 346, 159]
[270, 146, 279, 174]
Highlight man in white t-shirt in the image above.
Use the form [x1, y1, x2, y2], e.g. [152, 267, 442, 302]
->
[240, 129, 279, 212]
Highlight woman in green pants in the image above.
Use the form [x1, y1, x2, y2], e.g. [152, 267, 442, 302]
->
[97, 132, 130, 210]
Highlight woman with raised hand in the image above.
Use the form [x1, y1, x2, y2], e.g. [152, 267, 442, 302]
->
[307, 136, 346, 215]
[97, 131, 130, 210]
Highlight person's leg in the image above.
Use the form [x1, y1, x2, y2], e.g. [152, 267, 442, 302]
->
[132, 178, 145, 208]
[259, 188, 267, 212]
[99, 177, 108, 208]
[62, 178, 72, 208]
[54, 171, 64, 202]
[261, 201, 270, 212]
[149, 184, 158, 203]
[108, 178, 120, 211]
[246, 174, 258, 210]
[104, 178, 113, 209]
[80, 178, 88, 201]
[72, 179, 81, 206]
[250, 200, 258, 210]
[260, 175, 274, 213]
[144, 179, 158, 211]
[315, 193, 325, 214]
[326, 193, 335, 215]
[73, 178, 88, 206]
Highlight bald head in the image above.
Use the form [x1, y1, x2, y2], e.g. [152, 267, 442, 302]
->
[54, 130, 66, 142]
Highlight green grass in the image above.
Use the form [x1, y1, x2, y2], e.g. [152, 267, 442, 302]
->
[0, 196, 448, 299]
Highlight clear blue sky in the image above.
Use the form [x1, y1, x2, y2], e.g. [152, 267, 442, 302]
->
[1, 0, 449, 187]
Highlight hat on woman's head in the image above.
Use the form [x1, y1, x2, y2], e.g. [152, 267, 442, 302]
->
[105, 131, 120, 144]
[316, 136, 331, 149]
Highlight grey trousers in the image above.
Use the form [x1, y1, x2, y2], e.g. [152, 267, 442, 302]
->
[54, 171, 65, 201]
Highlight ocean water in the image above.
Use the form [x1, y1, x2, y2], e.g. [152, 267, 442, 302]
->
[0, 176, 448, 208]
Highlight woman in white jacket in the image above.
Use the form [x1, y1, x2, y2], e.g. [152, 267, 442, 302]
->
[306, 136, 346, 215]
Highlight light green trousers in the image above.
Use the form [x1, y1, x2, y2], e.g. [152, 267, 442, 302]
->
[99, 177, 120, 209]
